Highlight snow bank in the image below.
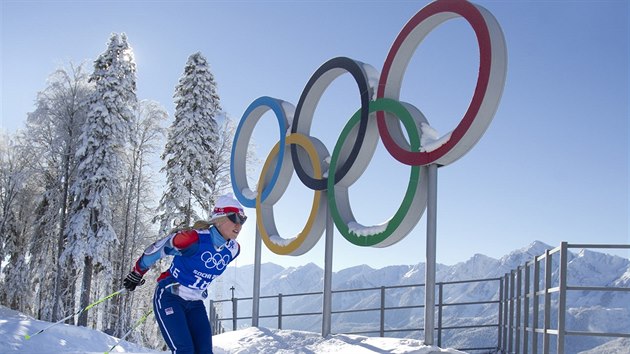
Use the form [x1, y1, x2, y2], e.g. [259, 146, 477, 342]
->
[0, 305, 159, 353]
[213, 327, 466, 354]
[1, 305, 466, 353]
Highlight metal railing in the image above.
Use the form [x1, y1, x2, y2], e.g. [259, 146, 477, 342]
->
[210, 277, 502, 353]
[499, 242, 630, 354]
[208, 242, 629, 354]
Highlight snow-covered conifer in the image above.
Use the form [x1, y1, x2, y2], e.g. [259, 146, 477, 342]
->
[23, 63, 92, 321]
[156, 52, 221, 230]
[62, 33, 137, 326]
[0, 135, 35, 313]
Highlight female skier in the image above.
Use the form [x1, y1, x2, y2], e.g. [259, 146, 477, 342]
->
[123, 193, 247, 354]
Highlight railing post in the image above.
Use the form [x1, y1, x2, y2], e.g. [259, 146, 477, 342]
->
[231, 295, 238, 331]
[543, 249, 552, 354]
[523, 262, 530, 354]
[503, 274, 509, 351]
[557, 242, 568, 354]
[497, 278, 505, 350]
[516, 266, 522, 353]
[532, 256, 540, 354]
[278, 293, 283, 330]
[437, 283, 443, 348]
[508, 270, 514, 354]
[380, 286, 385, 337]
[208, 300, 215, 334]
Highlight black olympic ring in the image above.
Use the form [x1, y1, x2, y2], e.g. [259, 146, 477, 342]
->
[290, 57, 375, 191]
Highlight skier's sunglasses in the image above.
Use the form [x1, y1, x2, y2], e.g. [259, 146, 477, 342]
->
[227, 212, 247, 225]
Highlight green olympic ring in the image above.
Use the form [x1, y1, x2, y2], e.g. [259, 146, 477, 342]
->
[327, 98, 428, 247]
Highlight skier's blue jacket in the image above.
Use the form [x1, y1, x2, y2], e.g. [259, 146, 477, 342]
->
[133, 226, 240, 300]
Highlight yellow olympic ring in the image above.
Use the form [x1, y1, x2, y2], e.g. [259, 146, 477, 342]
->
[256, 133, 327, 255]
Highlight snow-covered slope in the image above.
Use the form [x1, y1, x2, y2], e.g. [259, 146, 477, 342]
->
[0, 305, 466, 353]
[0, 305, 160, 353]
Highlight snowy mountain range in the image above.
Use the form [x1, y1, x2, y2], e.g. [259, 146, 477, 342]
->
[207, 241, 630, 353]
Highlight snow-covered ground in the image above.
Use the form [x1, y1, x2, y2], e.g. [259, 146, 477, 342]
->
[0, 305, 465, 353]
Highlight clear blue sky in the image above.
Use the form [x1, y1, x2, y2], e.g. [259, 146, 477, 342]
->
[1, 0, 628, 271]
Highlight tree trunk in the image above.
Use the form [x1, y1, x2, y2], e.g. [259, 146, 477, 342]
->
[64, 267, 77, 324]
[123, 153, 145, 333]
[114, 152, 137, 336]
[53, 152, 71, 321]
[77, 255, 93, 326]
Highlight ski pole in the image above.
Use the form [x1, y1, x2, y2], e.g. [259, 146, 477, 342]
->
[104, 309, 153, 354]
[24, 288, 127, 340]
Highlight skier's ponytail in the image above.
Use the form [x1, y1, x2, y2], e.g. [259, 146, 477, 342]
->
[167, 219, 212, 235]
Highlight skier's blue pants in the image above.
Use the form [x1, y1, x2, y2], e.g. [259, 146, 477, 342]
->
[153, 281, 212, 354]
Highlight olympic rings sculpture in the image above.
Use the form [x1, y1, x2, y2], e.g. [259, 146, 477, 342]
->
[230, 0, 507, 255]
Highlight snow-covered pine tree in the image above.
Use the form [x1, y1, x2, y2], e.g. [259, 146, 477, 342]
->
[156, 52, 222, 231]
[62, 33, 137, 327]
[0, 135, 38, 314]
[23, 63, 92, 322]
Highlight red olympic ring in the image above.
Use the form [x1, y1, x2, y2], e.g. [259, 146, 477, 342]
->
[377, 0, 507, 166]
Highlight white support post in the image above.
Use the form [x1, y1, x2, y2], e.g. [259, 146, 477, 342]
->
[252, 228, 262, 327]
[322, 200, 333, 337]
[424, 164, 438, 345]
